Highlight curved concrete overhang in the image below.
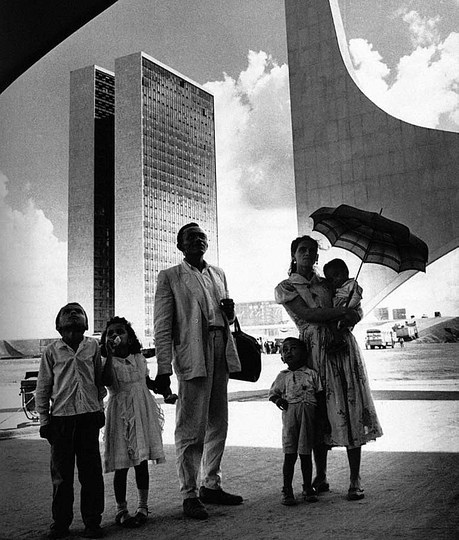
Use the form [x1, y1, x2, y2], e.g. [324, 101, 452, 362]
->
[285, 0, 459, 313]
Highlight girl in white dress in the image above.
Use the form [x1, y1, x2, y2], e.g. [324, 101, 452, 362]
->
[101, 316, 165, 528]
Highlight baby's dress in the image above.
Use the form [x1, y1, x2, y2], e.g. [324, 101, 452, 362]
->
[104, 353, 165, 472]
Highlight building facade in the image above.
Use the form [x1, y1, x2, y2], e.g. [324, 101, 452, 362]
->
[68, 53, 218, 343]
[68, 65, 115, 332]
[285, 0, 459, 312]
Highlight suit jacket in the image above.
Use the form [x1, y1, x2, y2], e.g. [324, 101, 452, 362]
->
[154, 261, 241, 381]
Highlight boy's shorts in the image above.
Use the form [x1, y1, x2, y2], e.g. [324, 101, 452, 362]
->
[282, 402, 316, 454]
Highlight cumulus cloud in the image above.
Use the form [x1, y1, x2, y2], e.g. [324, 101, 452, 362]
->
[396, 9, 441, 47]
[204, 51, 297, 301]
[0, 172, 67, 338]
[204, 50, 295, 211]
[349, 12, 459, 129]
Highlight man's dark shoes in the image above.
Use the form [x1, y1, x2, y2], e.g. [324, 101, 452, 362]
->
[46, 528, 69, 539]
[199, 486, 243, 505]
[302, 487, 319, 503]
[183, 498, 209, 520]
[81, 525, 104, 538]
[312, 477, 330, 493]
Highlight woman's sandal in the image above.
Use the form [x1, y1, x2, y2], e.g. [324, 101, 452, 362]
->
[347, 487, 365, 501]
[115, 509, 139, 528]
[133, 509, 148, 526]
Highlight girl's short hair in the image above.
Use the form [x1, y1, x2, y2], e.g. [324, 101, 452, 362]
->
[100, 316, 142, 357]
[289, 235, 319, 275]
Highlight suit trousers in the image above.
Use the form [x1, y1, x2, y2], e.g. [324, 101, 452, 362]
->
[49, 412, 104, 529]
[175, 328, 229, 499]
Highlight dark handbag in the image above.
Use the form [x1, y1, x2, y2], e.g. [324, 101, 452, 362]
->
[230, 317, 262, 382]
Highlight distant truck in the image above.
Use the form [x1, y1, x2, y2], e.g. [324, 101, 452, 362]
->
[365, 328, 396, 349]
[393, 321, 419, 341]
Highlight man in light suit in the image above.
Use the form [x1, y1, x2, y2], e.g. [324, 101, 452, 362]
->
[154, 223, 243, 520]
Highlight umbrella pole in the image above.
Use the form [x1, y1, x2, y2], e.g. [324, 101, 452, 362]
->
[345, 208, 383, 307]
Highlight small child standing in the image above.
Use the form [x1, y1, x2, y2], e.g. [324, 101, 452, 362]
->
[35, 302, 106, 539]
[323, 258, 363, 353]
[101, 316, 165, 528]
[269, 337, 323, 506]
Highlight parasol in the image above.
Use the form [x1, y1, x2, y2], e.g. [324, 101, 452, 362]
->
[309, 204, 429, 281]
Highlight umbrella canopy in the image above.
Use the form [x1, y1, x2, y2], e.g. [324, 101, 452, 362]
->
[310, 204, 428, 273]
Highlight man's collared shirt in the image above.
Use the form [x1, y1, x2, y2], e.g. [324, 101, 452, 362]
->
[36, 336, 103, 421]
[182, 260, 225, 327]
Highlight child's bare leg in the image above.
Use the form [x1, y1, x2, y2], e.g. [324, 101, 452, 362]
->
[114, 468, 138, 527]
[300, 453, 318, 502]
[133, 460, 149, 523]
[114, 468, 129, 506]
[299, 453, 312, 489]
[312, 444, 329, 491]
[283, 453, 297, 489]
[281, 454, 297, 505]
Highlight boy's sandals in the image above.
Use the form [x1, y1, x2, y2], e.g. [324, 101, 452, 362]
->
[115, 509, 139, 528]
[347, 487, 365, 501]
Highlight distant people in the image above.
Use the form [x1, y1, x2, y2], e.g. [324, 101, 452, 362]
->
[100, 316, 165, 528]
[398, 336, 405, 348]
[323, 258, 363, 353]
[275, 236, 382, 501]
[154, 223, 243, 520]
[269, 338, 323, 506]
[35, 303, 105, 539]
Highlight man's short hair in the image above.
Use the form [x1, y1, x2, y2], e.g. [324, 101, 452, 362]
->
[177, 222, 200, 247]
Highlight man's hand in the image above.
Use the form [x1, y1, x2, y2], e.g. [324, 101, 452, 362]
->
[39, 424, 52, 444]
[154, 374, 171, 394]
[275, 397, 289, 411]
[219, 298, 235, 321]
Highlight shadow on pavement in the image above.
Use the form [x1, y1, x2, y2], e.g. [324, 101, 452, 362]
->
[1, 442, 458, 539]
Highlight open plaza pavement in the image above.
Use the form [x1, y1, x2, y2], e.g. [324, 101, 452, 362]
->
[0, 340, 458, 539]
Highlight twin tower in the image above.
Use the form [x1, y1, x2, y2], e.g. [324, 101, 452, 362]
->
[68, 52, 218, 344]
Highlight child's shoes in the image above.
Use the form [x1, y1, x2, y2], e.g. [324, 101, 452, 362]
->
[115, 509, 139, 528]
[133, 508, 148, 526]
[302, 486, 319, 503]
[281, 487, 297, 506]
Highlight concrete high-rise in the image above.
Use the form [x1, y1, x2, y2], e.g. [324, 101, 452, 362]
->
[285, 0, 459, 311]
[68, 65, 115, 333]
[68, 53, 218, 344]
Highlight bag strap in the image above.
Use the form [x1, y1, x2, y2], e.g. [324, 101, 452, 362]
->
[233, 316, 242, 333]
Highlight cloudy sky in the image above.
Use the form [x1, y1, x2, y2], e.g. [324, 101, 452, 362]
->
[0, 0, 458, 338]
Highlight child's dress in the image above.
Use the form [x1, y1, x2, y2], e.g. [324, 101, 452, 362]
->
[104, 353, 165, 472]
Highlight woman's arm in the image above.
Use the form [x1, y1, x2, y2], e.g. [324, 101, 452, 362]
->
[285, 296, 352, 323]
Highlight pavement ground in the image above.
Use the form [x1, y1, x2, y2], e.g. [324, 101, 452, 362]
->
[1, 344, 458, 539]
